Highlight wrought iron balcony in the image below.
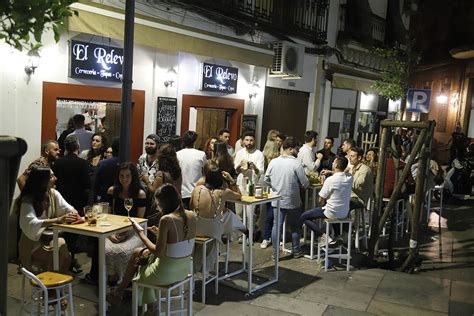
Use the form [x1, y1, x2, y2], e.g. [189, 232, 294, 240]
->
[165, 0, 329, 44]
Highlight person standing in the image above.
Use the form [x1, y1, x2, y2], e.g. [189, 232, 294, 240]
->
[301, 156, 353, 242]
[265, 137, 309, 259]
[137, 134, 160, 215]
[177, 131, 207, 209]
[317, 136, 336, 173]
[91, 138, 120, 203]
[234, 130, 265, 186]
[69, 114, 94, 152]
[218, 128, 235, 157]
[297, 130, 322, 175]
[17, 140, 61, 191]
[53, 135, 91, 273]
[80, 133, 108, 183]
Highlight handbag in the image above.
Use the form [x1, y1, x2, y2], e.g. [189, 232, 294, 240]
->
[134, 247, 151, 266]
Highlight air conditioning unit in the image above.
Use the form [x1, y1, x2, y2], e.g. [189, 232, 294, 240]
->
[269, 41, 304, 79]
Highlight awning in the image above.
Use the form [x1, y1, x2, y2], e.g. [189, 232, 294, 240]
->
[326, 62, 381, 92]
[67, 5, 273, 68]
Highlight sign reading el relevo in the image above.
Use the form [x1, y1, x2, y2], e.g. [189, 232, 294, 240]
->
[406, 89, 431, 113]
[69, 40, 124, 82]
[201, 62, 238, 94]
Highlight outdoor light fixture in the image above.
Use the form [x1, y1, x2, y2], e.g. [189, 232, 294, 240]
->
[249, 82, 260, 99]
[164, 67, 177, 87]
[24, 50, 40, 75]
[436, 94, 448, 104]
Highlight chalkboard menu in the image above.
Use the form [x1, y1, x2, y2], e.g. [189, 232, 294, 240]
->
[156, 97, 177, 143]
[69, 40, 124, 82]
[241, 114, 257, 132]
[201, 62, 238, 94]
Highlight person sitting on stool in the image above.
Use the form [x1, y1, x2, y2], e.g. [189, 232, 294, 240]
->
[301, 156, 353, 243]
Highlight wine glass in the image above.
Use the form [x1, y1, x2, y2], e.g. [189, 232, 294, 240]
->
[124, 198, 133, 221]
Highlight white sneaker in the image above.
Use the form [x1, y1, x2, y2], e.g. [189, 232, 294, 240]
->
[319, 233, 333, 245]
[260, 239, 272, 249]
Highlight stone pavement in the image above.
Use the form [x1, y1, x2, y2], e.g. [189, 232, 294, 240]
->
[7, 199, 474, 315]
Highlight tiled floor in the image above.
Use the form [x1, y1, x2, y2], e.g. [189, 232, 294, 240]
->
[7, 198, 474, 315]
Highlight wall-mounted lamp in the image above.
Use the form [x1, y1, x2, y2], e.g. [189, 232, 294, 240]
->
[164, 67, 177, 87]
[24, 50, 40, 75]
[249, 82, 260, 99]
[436, 94, 448, 104]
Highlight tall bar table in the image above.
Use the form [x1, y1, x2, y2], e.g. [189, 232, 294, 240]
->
[53, 214, 147, 315]
[220, 195, 282, 295]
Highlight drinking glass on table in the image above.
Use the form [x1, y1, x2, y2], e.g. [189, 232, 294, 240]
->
[124, 198, 133, 221]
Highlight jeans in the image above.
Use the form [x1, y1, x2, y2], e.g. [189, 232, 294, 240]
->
[301, 207, 340, 236]
[272, 207, 302, 255]
[262, 203, 274, 240]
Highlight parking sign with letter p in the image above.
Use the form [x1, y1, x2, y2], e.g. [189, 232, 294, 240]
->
[407, 89, 431, 113]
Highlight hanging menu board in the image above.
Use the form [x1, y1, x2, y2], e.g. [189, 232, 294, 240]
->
[156, 97, 177, 143]
[241, 114, 257, 132]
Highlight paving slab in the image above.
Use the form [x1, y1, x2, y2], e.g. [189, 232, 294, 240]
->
[250, 293, 327, 315]
[295, 270, 378, 311]
[367, 299, 447, 316]
[196, 301, 298, 315]
[374, 270, 451, 313]
[322, 305, 377, 316]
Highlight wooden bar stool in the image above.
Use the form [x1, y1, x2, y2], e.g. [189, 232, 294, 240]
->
[20, 267, 74, 316]
[317, 218, 352, 271]
[132, 275, 193, 316]
[194, 237, 218, 303]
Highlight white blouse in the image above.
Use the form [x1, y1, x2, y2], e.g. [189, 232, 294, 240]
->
[19, 189, 74, 242]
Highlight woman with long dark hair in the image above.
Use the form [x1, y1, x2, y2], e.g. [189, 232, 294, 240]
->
[190, 160, 246, 273]
[142, 144, 182, 193]
[104, 162, 146, 282]
[213, 140, 236, 179]
[80, 133, 108, 183]
[107, 184, 196, 310]
[18, 167, 78, 272]
[204, 136, 218, 160]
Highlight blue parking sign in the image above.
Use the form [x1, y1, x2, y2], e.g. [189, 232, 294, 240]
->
[407, 89, 431, 113]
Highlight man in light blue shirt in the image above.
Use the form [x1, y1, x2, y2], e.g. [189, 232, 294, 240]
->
[265, 137, 309, 259]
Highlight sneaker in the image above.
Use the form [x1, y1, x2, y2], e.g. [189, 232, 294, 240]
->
[69, 259, 83, 274]
[329, 236, 344, 248]
[260, 239, 272, 249]
[319, 234, 333, 245]
[292, 250, 304, 259]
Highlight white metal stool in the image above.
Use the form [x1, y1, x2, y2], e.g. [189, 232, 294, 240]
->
[317, 218, 352, 271]
[20, 267, 74, 316]
[194, 237, 218, 303]
[132, 275, 193, 316]
[219, 235, 231, 275]
[354, 208, 368, 250]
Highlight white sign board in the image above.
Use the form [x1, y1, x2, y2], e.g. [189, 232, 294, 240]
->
[406, 89, 431, 113]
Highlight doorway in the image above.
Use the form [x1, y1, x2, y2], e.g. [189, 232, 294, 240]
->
[262, 87, 309, 146]
[42, 82, 145, 162]
[181, 95, 244, 148]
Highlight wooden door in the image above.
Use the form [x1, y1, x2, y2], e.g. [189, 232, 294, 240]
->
[262, 87, 309, 146]
[195, 108, 227, 150]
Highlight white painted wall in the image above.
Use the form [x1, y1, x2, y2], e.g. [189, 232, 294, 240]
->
[0, 30, 266, 181]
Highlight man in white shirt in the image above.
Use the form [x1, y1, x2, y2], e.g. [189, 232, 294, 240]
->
[177, 131, 206, 209]
[265, 137, 309, 259]
[137, 134, 160, 215]
[234, 130, 265, 186]
[301, 156, 353, 239]
[297, 130, 323, 175]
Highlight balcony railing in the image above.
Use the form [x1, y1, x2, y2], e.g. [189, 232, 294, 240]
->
[338, 3, 386, 44]
[167, 0, 329, 44]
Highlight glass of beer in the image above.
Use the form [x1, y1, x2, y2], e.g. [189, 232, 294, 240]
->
[84, 206, 97, 226]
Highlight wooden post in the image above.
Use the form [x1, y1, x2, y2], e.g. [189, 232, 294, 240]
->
[368, 126, 389, 259]
[400, 121, 435, 272]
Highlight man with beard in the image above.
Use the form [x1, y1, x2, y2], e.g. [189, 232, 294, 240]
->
[235, 130, 265, 188]
[137, 134, 160, 216]
[219, 128, 235, 157]
[265, 137, 309, 259]
[317, 136, 336, 173]
[17, 140, 60, 190]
